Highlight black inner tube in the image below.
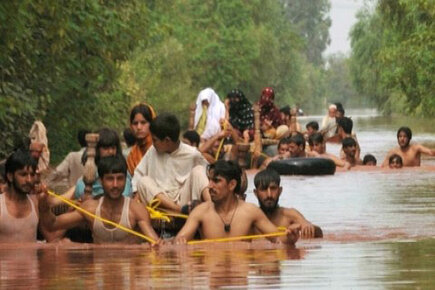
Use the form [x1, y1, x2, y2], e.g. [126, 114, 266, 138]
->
[267, 158, 336, 175]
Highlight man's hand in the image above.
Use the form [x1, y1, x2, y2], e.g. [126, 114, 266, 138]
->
[174, 235, 187, 245]
[300, 222, 316, 239]
[286, 223, 301, 244]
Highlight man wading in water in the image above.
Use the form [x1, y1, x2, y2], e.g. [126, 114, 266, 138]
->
[174, 160, 300, 244]
[382, 126, 435, 167]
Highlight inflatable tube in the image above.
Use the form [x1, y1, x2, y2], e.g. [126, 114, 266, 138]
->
[267, 158, 336, 175]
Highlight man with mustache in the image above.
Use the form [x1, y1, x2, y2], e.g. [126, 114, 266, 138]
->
[382, 127, 435, 167]
[174, 160, 300, 244]
[253, 169, 322, 239]
[0, 149, 40, 243]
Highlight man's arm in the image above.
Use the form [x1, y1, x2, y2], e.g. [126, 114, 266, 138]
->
[39, 195, 86, 231]
[284, 208, 321, 239]
[130, 201, 160, 243]
[417, 144, 435, 156]
[174, 203, 206, 244]
[251, 205, 281, 243]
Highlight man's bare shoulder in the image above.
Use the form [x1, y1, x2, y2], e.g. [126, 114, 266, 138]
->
[80, 199, 99, 213]
[190, 201, 214, 216]
[239, 201, 264, 215]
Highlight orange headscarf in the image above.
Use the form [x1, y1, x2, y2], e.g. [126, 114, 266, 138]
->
[127, 103, 156, 175]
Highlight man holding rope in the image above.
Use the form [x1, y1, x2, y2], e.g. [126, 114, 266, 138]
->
[174, 160, 300, 245]
[253, 169, 323, 240]
[39, 155, 160, 245]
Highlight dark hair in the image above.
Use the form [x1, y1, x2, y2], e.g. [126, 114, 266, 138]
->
[363, 154, 377, 165]
[279, 105, 291, 116]
[335, 102, 344, 112]
[337, 117, 353, 134]
[4, 149, 37, 184]
[97, 155, 127, 178]
[182, 130, 200, 147]
[254, 169, 280, 190]
[123, 128, 136, 147]
[278, 136, 291, 149]
[342, 137, 356, 148]
[308, 132, 324, 146]
[88, 128, 123, 166]
[130, 104, 154, 124]
[208, 160, 241, 194]
[150, 113, 180, 142]
[389, 154, 403, 165]
[78, 129, 90, 148]
[397, 126, 412, 140]
[306, 121, 319, 131]
[289, 133, 305, 149]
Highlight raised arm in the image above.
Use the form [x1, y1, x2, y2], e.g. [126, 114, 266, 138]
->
[417, 144, 435, 156]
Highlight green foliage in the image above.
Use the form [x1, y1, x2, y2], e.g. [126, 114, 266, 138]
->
[1, 0, 332, 162]
[350, 0, 435, 117]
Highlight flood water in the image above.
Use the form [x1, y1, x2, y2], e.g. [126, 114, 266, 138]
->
[1, 109, 435, 289]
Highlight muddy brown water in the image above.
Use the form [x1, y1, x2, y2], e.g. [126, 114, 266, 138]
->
[1, 110, 434, 289]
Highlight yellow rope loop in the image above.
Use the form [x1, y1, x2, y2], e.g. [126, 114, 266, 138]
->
[145, 198, 189, 221]
[187, 227, 288, 245]
[46, 190, 156, 245]
[146, 198, 171, 222]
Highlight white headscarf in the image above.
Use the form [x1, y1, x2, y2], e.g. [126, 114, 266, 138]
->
[194, 88, 226, 140]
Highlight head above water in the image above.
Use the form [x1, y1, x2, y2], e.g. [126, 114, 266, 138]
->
[254, 169, 282, 214]
[289, 133, 305, 157]
[337, 117, 353, 135]
[397, 127, 412, 148]
[207, 160, 242, 195]
[362, 154, 377, 166]
[389, 154, 403, 169]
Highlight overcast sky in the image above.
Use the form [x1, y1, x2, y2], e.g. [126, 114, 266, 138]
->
[325, 0, 366, 55]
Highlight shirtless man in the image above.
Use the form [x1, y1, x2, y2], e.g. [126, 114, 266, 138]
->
[174, 160, 300, 244]
[341, 137, 362, 167]
[39, 155, 160, 244]
[382, 127, 435, 167]
[259, 137, 291, 170]
[288, 134, 307, 158]
[0, 149, 40, 243]
[308, 133, 351, 170]
[253, 169, 322, 239]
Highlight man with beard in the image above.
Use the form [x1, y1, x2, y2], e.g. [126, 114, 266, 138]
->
[253, 169, 322, 239]
[341, 137, 362, 167]
[174, 160, 300, 244]
[382, 127, 435, 167]
[0, 149, 40, 243]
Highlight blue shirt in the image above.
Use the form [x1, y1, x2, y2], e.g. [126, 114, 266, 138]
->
[74, 172, 132, 200]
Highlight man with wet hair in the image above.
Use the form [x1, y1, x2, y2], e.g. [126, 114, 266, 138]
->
[308, 133, 350, 169]
[382, 127, 435, 167]
[335, 117, 361, 160]
[174, 160, 300, 244]
[40, 155, 160, 245]
[288, 134, 307, 158]
[259, 137, 291, 170]
[341, 137, 362, 166]
[0, 149, 40, 243]
[253, 169, 322, 240]
[133, 113, 210, 213]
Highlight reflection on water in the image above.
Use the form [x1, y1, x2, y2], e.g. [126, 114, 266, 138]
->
[1, 113, 435, 289]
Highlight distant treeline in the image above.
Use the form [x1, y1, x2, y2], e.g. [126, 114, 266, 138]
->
[1, 0, 338, 162]
[350, 0, 434, 117]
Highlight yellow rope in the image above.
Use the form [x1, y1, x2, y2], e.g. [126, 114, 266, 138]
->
[47, 190, 156, 244]
[215, 121, 228, 161]
[146, 198, 188, 221]
[187, 227, 287, 245]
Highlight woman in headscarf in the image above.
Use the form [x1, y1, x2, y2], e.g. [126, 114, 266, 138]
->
[194, 88, 226, 141]
[258, 87, 283, 138]
[127, 103, 156, 175]
[226, 89, 254, 142]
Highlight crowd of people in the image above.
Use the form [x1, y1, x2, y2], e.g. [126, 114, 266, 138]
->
[1, 87, 434, 247]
